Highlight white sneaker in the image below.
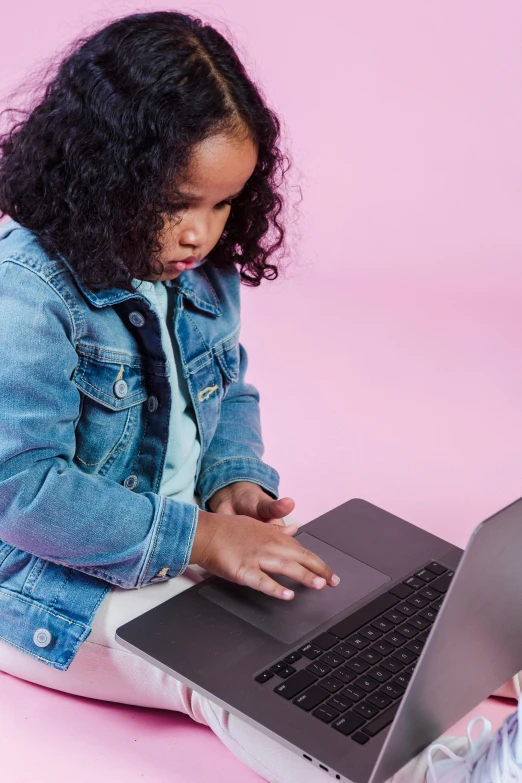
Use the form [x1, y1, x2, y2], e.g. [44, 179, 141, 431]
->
[426, 697, 522, 782]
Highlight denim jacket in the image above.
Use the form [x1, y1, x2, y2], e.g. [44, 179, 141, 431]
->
[0, 219, 279, 670]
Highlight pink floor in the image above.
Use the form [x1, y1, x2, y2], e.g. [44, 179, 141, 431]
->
[2, 276, 521, 780]
[0, 668, 516, 783]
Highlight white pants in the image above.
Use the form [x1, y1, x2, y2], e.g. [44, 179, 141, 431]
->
[0, 509, 519, 783]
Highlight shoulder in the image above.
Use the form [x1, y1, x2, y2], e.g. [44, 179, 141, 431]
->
[0, 220, 81, 340]
[0, 220, 67, 281]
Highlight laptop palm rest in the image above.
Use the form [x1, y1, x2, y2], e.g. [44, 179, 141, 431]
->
[198, 532, 391, 644]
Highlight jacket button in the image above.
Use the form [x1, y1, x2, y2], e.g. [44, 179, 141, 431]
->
[114, 379, 128, 398]
[124, 474, 139, 490]
[129, 311, 145, 327]
[147, 395, 159, 413]
[33, 628, 52, 648]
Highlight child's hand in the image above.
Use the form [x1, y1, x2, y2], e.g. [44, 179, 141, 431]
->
[207, 481, 298, 535]
[189, 508, 340, 600]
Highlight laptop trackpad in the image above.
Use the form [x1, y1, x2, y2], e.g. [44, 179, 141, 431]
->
[198, 532, 391, 644]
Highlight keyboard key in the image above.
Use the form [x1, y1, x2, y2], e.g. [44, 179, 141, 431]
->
[255, 670, 274, 683]
[327, 695, 351, 712]
[275, 669, 317, 699]
[320, 652, 345, 668]
[333, 641, 358, 659]
[371, 668, 392, 683]
[405, 663, 417, 676]
[312, 704, 339, 723]
[269, 661, 288, 674]
[354, 675, 379, 693]
[431, 600, 443, 612]
[284, 651, 302, 664]
[346, 634, 371, 650]
[361, 702, 399, 737]
[381, 682, 404, 699]
[345, 657, 370, 674]
[298, 643, 323, 659]
[359, 626, 383, 641]
[404, 575, 425, 589]
[392, 649, 417, 665]
[306, 661, 331, 677]
[389, 583, 415, 599]
[424, 562, 447, 576]
[408, 616, 430, 631]
[419, 586, 441, 602]
[359, 649, 383, 665]
[384, 631, 407, 647]
[333, 667, 357, 684]
[417, 631, 430, 644]
[293, 684, 330, 710]
[384, 609, 407, 625]
[341, 684, 365, 702]
[419, 607, 437, 623]
[328, 593, 398, 640]
[353, 701, 379, 719]
[409, 595, 430, 609]
[431, 572, 454, 594]
[380, 657, 404, 674]
[321, 677, 344, 693]
[351, 731, 370, 745]
[368, 691, 393, 710]
[405, 639, 424, 656]
[371, 617, 395, 633]
[396, 603, 416, 617]
[332, 712, 365, 736]
[312, 632, 340, 650]
[278, 666, 297, 678]
[415, 568, 436, 583]
[372, 640, 395, 656]
[393, 673, 411, 689]
[396, 624, 417, 639]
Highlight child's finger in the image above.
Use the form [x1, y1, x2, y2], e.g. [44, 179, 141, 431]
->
[256, 495, 296, 522]
[279, 523, 299, 535]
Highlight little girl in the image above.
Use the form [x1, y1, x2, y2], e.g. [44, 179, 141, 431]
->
[0, 10, 521, 783]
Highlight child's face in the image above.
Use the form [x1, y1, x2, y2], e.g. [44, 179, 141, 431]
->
[148, 131, 258, 281]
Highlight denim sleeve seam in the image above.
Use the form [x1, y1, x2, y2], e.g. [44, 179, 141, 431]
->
[139, 494, 167, 585]
[198, 456, 272, 480]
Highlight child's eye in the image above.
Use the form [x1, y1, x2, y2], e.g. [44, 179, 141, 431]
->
[165, 202, 189, 214]
[165, 198, 234, 214]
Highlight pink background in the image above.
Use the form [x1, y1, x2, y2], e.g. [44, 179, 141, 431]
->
[1, 1, 522, 780]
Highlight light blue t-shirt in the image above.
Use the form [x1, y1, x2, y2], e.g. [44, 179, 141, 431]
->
[132, 277, 201, 503]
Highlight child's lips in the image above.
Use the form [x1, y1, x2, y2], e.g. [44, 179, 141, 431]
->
[167, 257, 199, 271]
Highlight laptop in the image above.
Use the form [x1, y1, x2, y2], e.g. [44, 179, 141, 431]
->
[115, 497, 522, 782]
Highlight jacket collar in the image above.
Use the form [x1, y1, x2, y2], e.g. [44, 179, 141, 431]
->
[58, 254, 222, 316]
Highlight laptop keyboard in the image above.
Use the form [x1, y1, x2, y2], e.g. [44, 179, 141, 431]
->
[254, 561, 453, 745]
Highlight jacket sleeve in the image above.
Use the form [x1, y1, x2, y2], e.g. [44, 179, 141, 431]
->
[195, 340, 281, 510]
[0, 260, 198, 589]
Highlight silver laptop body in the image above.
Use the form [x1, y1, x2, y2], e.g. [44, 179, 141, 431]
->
[116, 497, 522, 783]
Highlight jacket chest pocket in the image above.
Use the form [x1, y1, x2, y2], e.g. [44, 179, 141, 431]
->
[188, 329, 241, 408]
[71, 345, 148, 473]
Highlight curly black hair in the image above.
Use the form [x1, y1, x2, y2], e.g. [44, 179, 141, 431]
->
[0, 11, 298, 292]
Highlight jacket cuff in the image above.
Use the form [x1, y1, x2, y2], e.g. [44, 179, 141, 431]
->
[196, 457, 280, 512]
[142, 495, 199, 583]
